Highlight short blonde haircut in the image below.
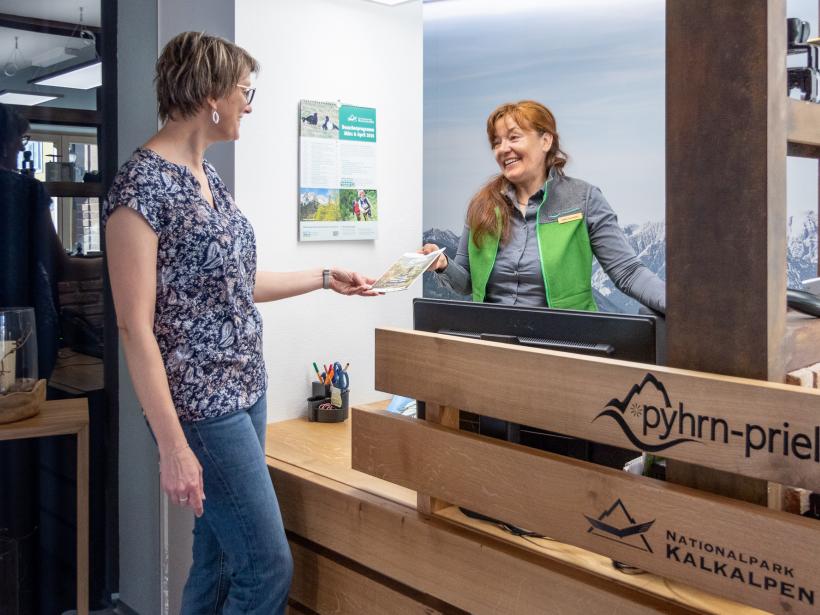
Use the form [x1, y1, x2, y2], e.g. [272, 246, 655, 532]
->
[155, 31, 259, 123]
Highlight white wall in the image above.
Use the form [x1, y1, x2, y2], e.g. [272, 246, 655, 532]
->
[236, 0, 424, 422]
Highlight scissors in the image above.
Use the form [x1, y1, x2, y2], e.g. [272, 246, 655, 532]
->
[331, 361, 349, 390]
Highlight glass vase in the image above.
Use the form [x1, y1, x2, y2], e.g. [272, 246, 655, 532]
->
[0, 307, 38, 395]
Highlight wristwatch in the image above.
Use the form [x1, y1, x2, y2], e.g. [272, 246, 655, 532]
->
[322, 268, 331, 290]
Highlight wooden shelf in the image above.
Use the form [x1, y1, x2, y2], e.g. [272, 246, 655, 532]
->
[44, 182, 105, 198]
[9, 104, 101, 127]
[787, 99, 820, 158]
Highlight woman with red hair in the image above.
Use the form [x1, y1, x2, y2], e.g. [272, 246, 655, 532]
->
[423, 100, 664, 314]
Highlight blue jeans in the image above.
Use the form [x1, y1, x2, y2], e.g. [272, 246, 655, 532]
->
[179, 395, 293, 614]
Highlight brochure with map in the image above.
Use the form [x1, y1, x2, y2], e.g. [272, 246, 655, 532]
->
[371, 248, 445, 293]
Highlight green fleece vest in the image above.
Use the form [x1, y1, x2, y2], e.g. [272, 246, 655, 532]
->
[467, 183, 598, 311]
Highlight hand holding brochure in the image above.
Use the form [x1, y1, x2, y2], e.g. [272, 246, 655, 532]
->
[371, 248, 445, 293]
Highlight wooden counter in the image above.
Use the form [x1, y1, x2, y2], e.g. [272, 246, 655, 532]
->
[266, 406, 764, 614]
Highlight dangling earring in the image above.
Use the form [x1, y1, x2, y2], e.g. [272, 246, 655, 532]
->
[212, 109, 220, 125]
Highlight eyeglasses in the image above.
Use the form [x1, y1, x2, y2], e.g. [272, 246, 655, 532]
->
[236, 84, 256, 105]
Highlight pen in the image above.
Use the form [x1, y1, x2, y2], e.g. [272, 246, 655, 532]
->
[312, 362, 322, 382]
[326, 365, 335, 386]
[342, 362, 350, 372]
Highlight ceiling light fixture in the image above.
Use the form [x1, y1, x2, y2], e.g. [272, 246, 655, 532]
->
[32, 46, 76, 68]
[0, 90, 62, 106]
[3, 36, 22, 77]
[29, 59, 102, 89]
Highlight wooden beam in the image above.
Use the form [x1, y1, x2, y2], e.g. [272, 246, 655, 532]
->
[374, 328, 820, 492]
[665, 0, 788, 505]
[0, 12, 101, 37]
[43, 182, 104, 199]
[268, 458, 697, 615]
[666, 0, 787, 381]
[352, 407, 820, 615]
[9, 104, 101, 126]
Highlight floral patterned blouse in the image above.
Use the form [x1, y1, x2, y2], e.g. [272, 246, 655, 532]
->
[104, 148, 266, 422]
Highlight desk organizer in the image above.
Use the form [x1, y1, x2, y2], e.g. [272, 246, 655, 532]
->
[307, 382, 349, 423]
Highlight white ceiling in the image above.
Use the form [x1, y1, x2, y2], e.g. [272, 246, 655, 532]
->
[0, 1, 101, 27]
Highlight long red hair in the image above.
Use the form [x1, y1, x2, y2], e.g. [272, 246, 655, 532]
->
[466, 101, 568, 248]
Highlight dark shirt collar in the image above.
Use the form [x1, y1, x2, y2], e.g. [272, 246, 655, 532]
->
[501, 180, 547, 207]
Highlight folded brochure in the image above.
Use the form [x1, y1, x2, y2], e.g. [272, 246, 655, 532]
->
[371, 248, 445, 292]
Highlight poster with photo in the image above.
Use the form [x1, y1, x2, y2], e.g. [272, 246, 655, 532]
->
[299, 100, 377, 241]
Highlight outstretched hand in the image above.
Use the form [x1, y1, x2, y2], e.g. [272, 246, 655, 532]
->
[420, 243, 448, 272]
[329, 268, 381, 296]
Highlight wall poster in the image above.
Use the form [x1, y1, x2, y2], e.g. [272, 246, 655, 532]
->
[298, 100, 377, 241]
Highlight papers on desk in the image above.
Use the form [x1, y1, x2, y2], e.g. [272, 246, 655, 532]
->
[386, 395, 417, 416]
[371, 249, 444, 293]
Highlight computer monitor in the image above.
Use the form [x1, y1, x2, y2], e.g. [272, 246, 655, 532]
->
[412, 298, 662, 469]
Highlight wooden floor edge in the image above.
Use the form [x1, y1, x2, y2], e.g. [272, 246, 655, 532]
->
[287, 532, 466, 614]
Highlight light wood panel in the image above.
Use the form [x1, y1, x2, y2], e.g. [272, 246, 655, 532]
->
[352, 407, 819, 615]
[288, 538, 449, 614]
[0, 398, 89, 440]
[76, 419, 89, 615]
[375, 328, 820, 492]
[265, 405, 414, 507]
[788, 99, 820, 153]
[267, 458, 696, 614]
[785, 312, 820, 373]
[417, 403, 459, 516]
[435, 506, 766, 615]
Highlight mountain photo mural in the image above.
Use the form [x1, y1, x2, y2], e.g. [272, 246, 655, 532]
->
[423, 0, 818, 314]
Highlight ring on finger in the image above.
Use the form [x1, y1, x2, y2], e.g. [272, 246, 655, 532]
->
[180, 495, 189, 502]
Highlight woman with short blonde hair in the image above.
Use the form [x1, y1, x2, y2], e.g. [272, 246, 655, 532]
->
[105, 32, 376, 613]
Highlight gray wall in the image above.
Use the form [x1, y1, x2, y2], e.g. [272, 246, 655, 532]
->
[116, 1, 235, 613]
[158, 0, 236, 192]
[116, 1, 160, 612]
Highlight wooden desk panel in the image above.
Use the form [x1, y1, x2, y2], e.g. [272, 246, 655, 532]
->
[266, 412, 762, 614]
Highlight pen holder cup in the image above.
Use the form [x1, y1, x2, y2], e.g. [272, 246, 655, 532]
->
[312, 382, 330, 398]
[307, 387, 349, 423]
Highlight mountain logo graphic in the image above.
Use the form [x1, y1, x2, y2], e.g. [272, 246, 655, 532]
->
[584, 498, 655, 553]
[592, 373, 700, 452]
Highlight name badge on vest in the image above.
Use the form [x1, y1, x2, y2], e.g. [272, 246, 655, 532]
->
[558, 212, 584, 224]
